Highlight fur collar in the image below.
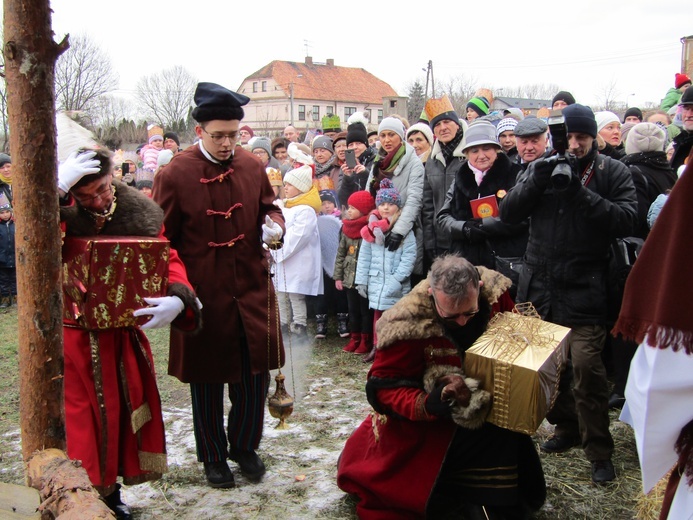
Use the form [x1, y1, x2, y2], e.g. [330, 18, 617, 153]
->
[376, 266, 511, 350]
[61, 180, 164, 237]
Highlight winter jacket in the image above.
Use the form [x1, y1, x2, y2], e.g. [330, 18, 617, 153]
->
[499, 150, 638, 327]
[422, 136, 466, 255]
[0, 218, 15, 268]
[621, 151, 678, 239]
[366, 143, 425, 274]
[272, 199, 323, 296]
[333, 232, 361, 289]
[354, 228, 416, 311]
[660, 87, 682, 111]
[437, 152, 527, 267]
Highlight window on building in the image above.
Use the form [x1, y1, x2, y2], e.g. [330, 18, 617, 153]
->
[298, 105, 306, 121]
[326, 106, 334, 115]
[253, 82, 258, 93]
[345, 107, 356, 118]
[312, 106, 320, 121]
[378, 109, 383, 123]
[261, 81, 267, 92]
[390, 100, 397, 108]
[364, 110, 371, 122]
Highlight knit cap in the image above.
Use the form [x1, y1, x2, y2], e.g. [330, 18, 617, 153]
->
[375, 178, 402, 208]
[625, 122, 666, 155]
[157, 149, 174, 168]
[346, 112, 369, 147]
[496, 117, 518, 138]
[563, 104, 597, 138]
[319, 190, 337, 205]
[680, 87, 693, 106]
[312, 135, 334, 153]
[0, 192, 11, 210]
[406, 122, 434, 146]
[163, 132, 180, 147]
[378, 117, 405, 140]
[675, 73, 692, 89]
[252, 137, 272, 156]
[551, 91, 576, 108]
[466, 96, 490, 118]
[239, 125, 254, 138]
[347, 190, 375, 215]
[620, 122, 637, 145]
[595, 111, 621, 133]
[0, 154, 10, 168]
[283, 164, 313, 193]
[623, 107, 643, 123]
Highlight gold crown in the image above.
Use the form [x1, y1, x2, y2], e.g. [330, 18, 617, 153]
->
[135, 168, 156, 183]
[266, 167, 283, 187]
[147, 125, 164, 139]
[424, 94, 455, 121]
[475, 88, 494, 106]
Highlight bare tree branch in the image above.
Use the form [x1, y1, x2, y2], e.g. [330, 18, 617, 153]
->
[135, 66, 197, 131]
[54, 34, 118, 111]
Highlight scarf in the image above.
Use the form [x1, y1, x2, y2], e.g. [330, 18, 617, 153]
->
[369, 144, 406, 196]
[0, 173, 11, 185]
[612, 158, 693, 354]
[284, 185, 323, 212]
[468, 162, 487, 186]
[440, 128, 465, 165]
[315, 155, 336, 177]
[342, 214, 369, 239]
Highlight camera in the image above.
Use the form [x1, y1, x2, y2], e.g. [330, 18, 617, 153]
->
[546, 111, 575, 191]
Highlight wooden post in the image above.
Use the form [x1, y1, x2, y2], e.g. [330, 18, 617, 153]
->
[3, 0, 70, 460]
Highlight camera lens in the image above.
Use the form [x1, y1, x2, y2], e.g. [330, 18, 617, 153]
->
[551, 162, 573, 191]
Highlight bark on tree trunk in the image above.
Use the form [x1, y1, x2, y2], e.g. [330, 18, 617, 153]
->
[27, 449, 115, 519]
[3, 0, 70, 460]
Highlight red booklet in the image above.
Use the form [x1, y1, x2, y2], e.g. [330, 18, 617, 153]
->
[470, 195, 499, 218]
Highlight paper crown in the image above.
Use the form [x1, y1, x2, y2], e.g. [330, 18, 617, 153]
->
[424, 94, 456, 122]
[266, 167, 283, 187]
[147, 124, 164, 140]
[536, 107, 551, 120]
[322, 114, 341, 132]
[135, 168, 156, 184]
[475, 88, 494, 106]
[0, 192, 11, 210]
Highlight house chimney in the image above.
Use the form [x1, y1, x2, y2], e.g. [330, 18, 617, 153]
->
[305, 56, 313, 66]
[326, 59, 334, 66]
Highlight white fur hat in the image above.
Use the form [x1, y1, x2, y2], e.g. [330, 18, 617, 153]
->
[625, 122, 666, 155]
[283, 164, 313, 193]
[406, 122, 434, 146]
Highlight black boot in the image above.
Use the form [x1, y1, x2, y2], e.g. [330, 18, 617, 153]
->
[203, 461, 235, 488]
[104, 484, 132, 520]
[336, 313, 350, 338]
[314, 314, 328, 339]
[229, 447, 266, 481]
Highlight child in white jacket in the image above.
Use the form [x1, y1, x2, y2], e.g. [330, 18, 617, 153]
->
[271, 164, 323, 337]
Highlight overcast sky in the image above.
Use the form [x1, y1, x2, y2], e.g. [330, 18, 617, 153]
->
[46, 0, 692, 109]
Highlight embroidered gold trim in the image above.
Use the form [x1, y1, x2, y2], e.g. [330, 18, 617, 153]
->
[89, 331, 109, 487]
[131, 402, 152, 434]
[138, 451, 168, 474]
[369, 412, 388, 443]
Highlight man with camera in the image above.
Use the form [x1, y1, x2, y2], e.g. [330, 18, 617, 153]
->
[499, 104, 637, 484]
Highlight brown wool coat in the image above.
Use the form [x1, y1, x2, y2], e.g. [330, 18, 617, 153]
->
[153, 144, 286, 383]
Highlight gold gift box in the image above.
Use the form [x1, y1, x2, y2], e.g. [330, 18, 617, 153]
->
[62, 236, 169, 330]
[464, 311, 570, 435]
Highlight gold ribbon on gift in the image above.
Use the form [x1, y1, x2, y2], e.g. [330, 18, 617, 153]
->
[465, 304, 570, 434]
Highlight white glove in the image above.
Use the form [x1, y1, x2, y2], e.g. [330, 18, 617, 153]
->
[357, 284, 368, 299]
[261, 215, 283, 245]
[58, 150, 101, 193]
[133, 296, 184, 330]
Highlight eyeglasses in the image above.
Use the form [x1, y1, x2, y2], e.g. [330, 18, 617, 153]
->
[253, 150, 269, 157]
[202, 128, 238, 145]
[72, 183, 113, 205]
[430, 291, 479, 321]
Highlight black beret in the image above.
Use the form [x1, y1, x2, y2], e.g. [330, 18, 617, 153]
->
[192, 82, 250, 122]
[514, 117, 548, 137]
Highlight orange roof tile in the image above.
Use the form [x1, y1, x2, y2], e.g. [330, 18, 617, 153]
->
[245, 60, 398, 104]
